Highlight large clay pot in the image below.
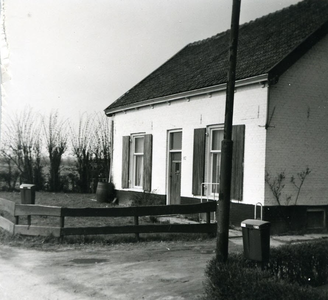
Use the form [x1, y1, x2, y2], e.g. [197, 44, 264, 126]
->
[96, 182, 115, 203]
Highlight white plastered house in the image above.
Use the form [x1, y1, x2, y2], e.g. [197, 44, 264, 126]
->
[105, 0, 328, 233]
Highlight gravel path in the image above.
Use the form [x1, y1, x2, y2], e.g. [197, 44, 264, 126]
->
[0, 239, 242, 300]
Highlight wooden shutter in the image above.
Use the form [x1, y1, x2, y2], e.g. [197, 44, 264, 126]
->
[143, 134, 153, 192]
[122, 136, 130, 188]
[192, 128, 206, 195]
[231, 125, 245, 200]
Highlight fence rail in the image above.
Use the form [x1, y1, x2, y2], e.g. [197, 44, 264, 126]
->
[0, 198, 217, 239]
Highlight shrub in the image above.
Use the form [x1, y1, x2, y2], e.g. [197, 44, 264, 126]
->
[131, 191, 165, 206]
[204, 240, 328, 300]
[269, 240, 328, 287]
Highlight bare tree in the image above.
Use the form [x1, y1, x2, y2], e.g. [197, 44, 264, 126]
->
[91, 113, 111, 190]
[70, 113, 94, 193]
[43, 111, 68, 192]
[1, 107, 44, 189]
[70, 112, 112, 193]
[290, 167, 311, 205]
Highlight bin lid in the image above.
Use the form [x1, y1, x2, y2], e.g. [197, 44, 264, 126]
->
[241, 219, 270, 229]
[20, 184, 35, 189]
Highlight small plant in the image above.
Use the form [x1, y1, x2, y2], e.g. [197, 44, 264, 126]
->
[131, 190, 165, 206]
[149, 216, 158, 223]
[265, 171, 288, 206]
[265, 167, 311, 205]
[291, 167, 311, 205]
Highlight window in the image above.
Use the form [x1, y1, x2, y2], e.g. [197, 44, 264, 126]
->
[307, 209, 326, 229]
[192, 125, 245, 200]
[122, 134, 152, 191]
[132, 136, 144, 188]
[208, 128, 224, 194]
[170, 131, 182, 150]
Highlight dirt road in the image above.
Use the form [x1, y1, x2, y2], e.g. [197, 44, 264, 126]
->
[0, 239, 243, 300]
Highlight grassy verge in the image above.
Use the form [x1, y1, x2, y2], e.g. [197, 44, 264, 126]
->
[0, 227, 212, 249]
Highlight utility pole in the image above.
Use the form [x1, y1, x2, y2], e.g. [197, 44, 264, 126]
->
[216, 0, 241, 262]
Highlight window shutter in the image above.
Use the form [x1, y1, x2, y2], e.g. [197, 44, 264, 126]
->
[192, 128, 206, 195]
[143, 134, 153, 192]
[231, 125, 245, 200]
[122, 136, 130, 188]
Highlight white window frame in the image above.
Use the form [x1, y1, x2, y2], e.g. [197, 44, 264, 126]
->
[130, 134, 145, 189]
[205, 125, 224, 198]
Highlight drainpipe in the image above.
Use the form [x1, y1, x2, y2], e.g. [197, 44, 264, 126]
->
[109, 117, 114, 182]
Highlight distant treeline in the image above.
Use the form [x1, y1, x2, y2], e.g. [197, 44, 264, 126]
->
[0, 108, 111, 193]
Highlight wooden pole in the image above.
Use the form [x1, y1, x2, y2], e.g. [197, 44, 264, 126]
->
[216, 0, 241, 263]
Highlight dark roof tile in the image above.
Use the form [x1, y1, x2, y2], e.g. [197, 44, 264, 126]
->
[106, 0, 328, 112]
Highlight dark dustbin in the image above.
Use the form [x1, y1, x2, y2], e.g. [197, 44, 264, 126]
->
[20, 184, 36, 204]
[241, 219, 270, 262]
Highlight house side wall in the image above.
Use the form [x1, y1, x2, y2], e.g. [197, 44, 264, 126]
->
[266, 35, 328, 207]
[110, 83, 268, 206]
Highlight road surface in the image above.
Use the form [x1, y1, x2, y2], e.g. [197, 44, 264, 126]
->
[0, 239, 243, 300]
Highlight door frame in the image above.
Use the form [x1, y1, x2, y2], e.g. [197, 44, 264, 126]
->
[166, 129, 182, 205]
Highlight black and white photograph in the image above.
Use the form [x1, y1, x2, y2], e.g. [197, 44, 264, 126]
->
[0, 0, 327, 299]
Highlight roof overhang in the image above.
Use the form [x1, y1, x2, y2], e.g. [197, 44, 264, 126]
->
[105, 73, 268, 116]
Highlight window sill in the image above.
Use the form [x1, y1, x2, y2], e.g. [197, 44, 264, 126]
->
[122, 187, 144, 192]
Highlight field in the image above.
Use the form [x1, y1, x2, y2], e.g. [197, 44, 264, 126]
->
[0, 191, 135, 228]
[1, 191, 103, 206]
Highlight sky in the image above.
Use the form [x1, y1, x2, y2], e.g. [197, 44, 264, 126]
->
[0, 0, 301, 130]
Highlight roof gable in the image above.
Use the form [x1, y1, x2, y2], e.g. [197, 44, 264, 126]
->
[106, 0, 328, 114]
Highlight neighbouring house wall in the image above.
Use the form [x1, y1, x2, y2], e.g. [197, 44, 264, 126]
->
[110, 82, 268, 206]
[265, 35, 328, 207]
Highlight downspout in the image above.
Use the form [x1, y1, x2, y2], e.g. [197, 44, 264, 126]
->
[263, 82, 270, 216]
[109, 117, 114, 182]
[265, 81, 270, 130]
[263, 77, 276, 218]
[265, 73, 279, 130]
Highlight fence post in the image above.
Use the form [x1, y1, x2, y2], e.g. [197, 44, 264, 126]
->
[60, 216, 65, 228]
[59, 207, 65, 242]
[206, 211, 211, 224]
[206, 211, 212, 236]
[134, 215, 140, 241]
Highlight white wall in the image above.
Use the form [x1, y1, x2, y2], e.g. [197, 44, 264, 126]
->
[111, 83, 268, 205]
[265, 35, 328, 206]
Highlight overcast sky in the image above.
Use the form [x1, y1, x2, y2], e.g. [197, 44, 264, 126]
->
[1, 0, 301, 128]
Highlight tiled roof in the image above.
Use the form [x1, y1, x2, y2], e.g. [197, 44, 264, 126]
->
[105, 0, 328, 113]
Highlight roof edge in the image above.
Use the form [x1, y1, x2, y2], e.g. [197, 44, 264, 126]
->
[268, 19, 328, 82]
[105, 74, 268, 116]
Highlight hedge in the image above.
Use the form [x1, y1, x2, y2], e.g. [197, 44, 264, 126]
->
[269, 240, 328, 286]
[203, 239, 328, 300]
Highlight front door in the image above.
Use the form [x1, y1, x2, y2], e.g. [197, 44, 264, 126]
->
[168, 131, 182, 204]
[169, 152, 181, 204]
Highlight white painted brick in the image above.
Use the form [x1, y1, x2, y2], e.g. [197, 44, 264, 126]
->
[111, 83, 268, 205]
[265, 35, 328, 206]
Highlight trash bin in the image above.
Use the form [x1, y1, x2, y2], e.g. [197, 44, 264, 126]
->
[241, 219, 270, 262]
[20, 184, 36, 204]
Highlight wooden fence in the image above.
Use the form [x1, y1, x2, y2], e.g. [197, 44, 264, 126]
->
[0, 198, 217, 239]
